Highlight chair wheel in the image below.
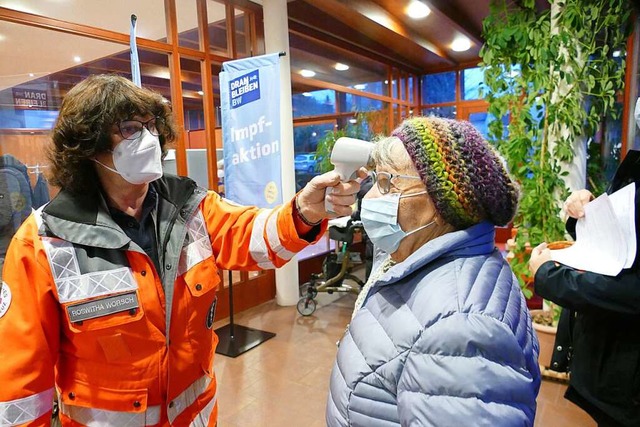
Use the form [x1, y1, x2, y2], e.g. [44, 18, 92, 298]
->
[297, 297, 317, 316]
[300, 282, 318, 299]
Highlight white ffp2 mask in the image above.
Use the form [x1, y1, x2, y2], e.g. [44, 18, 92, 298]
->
[95, 128, 163, 185]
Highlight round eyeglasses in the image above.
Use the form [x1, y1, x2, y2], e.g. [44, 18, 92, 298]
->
[118, 117, 165, 140]
[370, 170, 422, 194]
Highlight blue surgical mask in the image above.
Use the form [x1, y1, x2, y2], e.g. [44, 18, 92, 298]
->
[361, 191, 435, 254]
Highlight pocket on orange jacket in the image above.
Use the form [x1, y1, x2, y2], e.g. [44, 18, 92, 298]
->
[57, 376, 149, 413]
[183, 256, 220, 297]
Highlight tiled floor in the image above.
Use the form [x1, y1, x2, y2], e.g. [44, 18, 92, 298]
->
[213, 269, 596, 427]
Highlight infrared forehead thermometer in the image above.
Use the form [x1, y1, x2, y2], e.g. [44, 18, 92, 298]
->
[325, 137, 373, 214]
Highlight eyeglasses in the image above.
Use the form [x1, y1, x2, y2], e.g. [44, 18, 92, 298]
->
[118, 117, 165, 140]
[370, 171, 422, 195]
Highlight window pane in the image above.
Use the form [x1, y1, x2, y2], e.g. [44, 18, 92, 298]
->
[356, 107, 390, 138]
[598, 100, 623, 186]
[462, 67, 485, 100]
[234, 8, 251, 58]
[181, 58, 204, 132]
[408, 76, 415, 104]
[176, 1, 199, 50]
[423, 106, 456, 119]
[289, 32, 387, 96]
[208, 0, 229, 55]
[399, 75, 407, 102]
[422, 72, 455, 104]
[468, 112, 490, 139]
[179, 58, 209, 189]
[293, 123, 335, 191]
[0, 0, 167, 40]
[292, 90, 336, 118]
[341, 94, 383, 113]
[350, 80, 386, 98]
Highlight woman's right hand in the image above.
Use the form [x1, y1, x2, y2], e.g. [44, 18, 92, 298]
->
[563, 189, 594, 219]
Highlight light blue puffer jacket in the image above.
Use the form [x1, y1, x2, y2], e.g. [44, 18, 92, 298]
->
[326, 221, 541, 427]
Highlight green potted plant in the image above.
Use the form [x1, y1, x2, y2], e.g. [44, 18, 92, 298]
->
[481, 0, 630, 301]
[480, 0, 631, 372]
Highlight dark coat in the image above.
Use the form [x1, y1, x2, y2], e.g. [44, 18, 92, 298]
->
[534, 150, 640, 426]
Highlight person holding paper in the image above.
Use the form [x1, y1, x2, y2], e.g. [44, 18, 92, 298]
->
[0, 74, 364, 427]
[529, 149, 640, 427]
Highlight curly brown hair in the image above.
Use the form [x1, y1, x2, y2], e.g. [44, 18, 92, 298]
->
[47, 74, 178, 194]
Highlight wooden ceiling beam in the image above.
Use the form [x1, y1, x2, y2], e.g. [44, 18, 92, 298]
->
[417, 0, 484, 47]
[298, 0, 456, 67]
[338, 0, 453, 60]
[288, 21, 422, 74]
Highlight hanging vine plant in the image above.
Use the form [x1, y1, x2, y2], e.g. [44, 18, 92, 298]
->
[480, 0, 632, 294]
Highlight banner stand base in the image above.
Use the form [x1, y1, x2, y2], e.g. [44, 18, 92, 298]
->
[214, 324, 276, 358]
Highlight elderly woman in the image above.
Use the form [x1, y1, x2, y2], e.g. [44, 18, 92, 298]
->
[326, 116, 541, 426]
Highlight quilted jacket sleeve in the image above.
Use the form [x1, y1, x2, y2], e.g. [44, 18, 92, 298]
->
[0, 217, 59, 426]
[397, 312, 539, 427]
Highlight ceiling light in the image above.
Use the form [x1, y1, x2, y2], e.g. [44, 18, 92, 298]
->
[197, 90, 204, 96]
[302, 92, 312, 97]
[73, 56, 82, 63]
[354, 84, 367, 90]
[0, 34, 5, 42]
[28, 73, 35, 77]
[407, 1, 430, 19]
[451, 36, 471, 52]
[334, 63, 349, 71]
[300, 69, 316, 78]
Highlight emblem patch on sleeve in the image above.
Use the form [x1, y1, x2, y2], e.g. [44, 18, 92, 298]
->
[0, 282, 12, 318]
[206, 297, 217, 329]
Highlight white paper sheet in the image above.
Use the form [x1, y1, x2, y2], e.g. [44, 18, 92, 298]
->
[550, 183, 636, 276]
[608, 182, 636, 268]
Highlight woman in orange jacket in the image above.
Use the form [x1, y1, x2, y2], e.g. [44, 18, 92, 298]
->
[0, 74, 362, 426]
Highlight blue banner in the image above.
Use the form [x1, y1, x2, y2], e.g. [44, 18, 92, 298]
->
[220, 53, 282, 208]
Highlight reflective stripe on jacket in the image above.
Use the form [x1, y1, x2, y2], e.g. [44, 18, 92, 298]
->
[0, 175, 324, 426]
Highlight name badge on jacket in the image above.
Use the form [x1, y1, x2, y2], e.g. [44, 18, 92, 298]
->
[67, 291, 139, 323]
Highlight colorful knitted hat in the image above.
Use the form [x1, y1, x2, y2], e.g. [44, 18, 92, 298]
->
[391, 116, 519, 229]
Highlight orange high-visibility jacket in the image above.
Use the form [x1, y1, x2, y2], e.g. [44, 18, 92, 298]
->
[0, 176, 326, 426]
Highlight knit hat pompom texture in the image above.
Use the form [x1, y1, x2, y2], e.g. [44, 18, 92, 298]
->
[392, 116, 519, 229]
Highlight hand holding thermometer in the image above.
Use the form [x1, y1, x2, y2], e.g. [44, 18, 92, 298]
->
[325, 137, 373, 214]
